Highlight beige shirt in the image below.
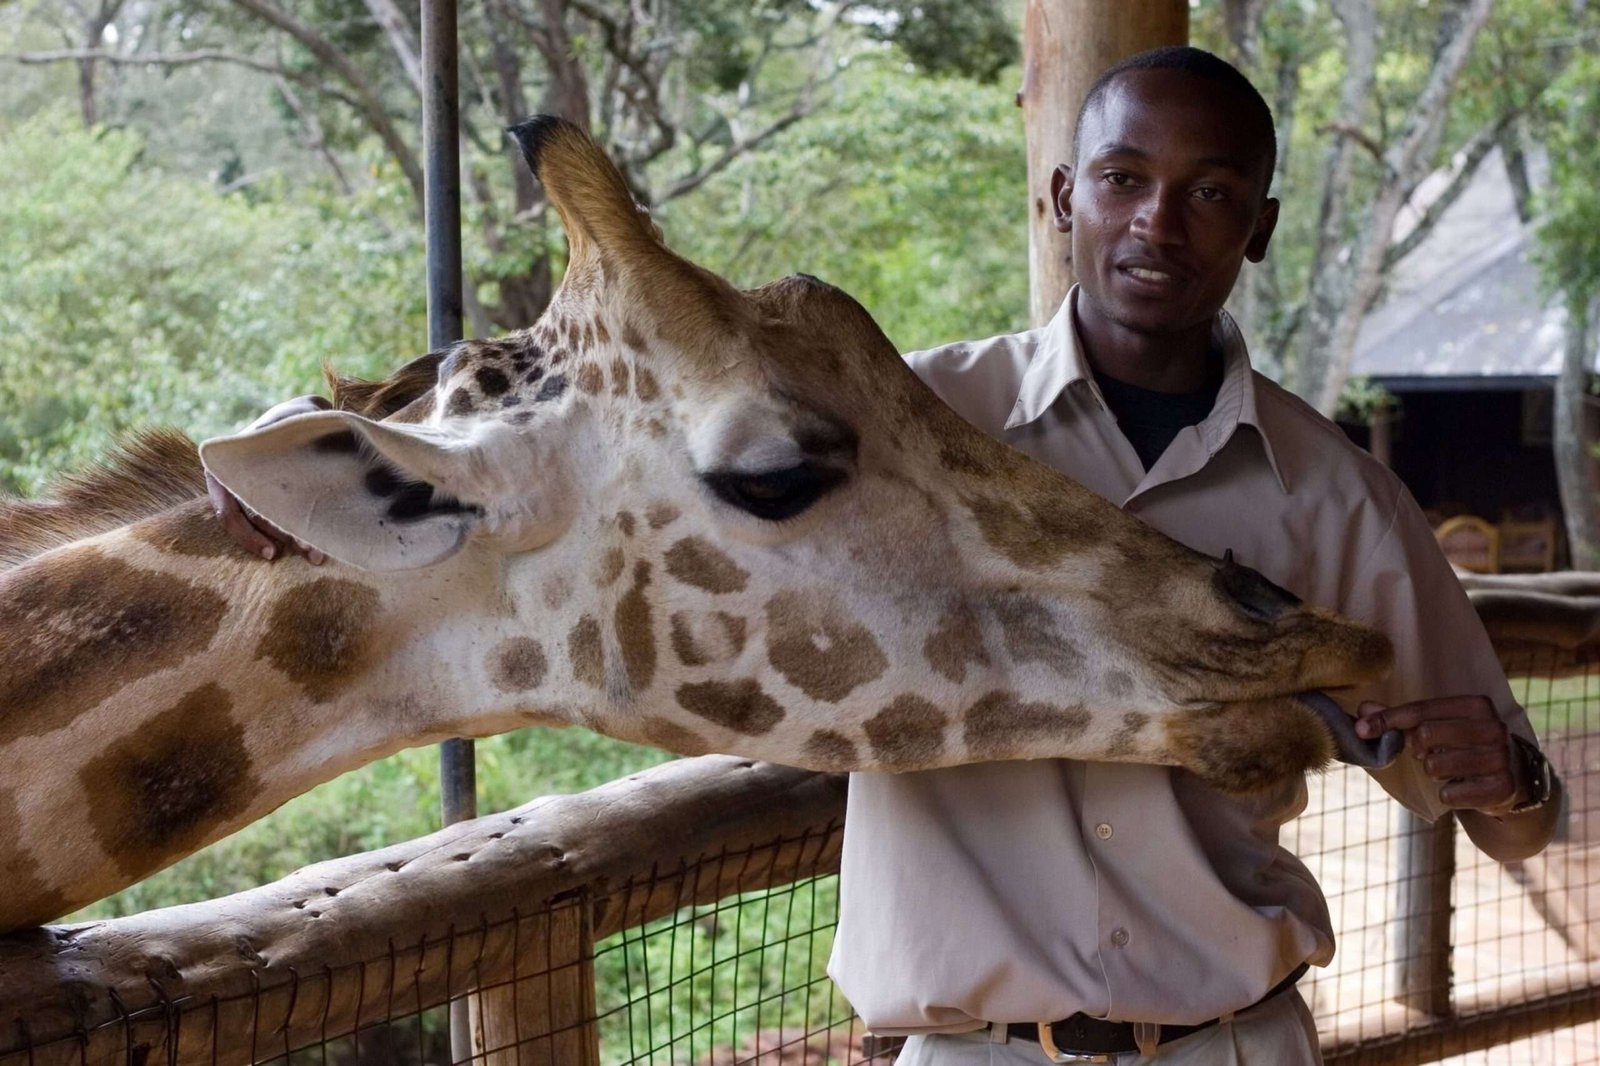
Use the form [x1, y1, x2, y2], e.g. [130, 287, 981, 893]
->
[827, 289, 1534, 1033]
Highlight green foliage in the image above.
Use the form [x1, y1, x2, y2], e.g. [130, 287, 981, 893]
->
[866, 0, 1018, 84]
[0, 110, 426, 493]
[660, 59, 1028, 353]
[1533, 53, 1600, 318]
[1335, 376, 1397, 426]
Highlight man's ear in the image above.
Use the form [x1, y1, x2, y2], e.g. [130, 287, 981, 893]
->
[1246, 196, 1280, 263]
[200, 411, 486, 571]
[1051, 164, 1075, 234]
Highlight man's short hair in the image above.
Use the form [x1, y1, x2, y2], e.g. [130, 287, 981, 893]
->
[1072, 46, 1278, 195]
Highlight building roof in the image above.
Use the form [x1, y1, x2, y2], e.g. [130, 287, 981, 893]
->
[1350, 147, 1589, 391]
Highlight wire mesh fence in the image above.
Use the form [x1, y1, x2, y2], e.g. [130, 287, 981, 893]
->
[2, 625, 1598, 1064]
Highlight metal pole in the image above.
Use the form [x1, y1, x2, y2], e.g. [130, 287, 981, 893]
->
[421, 0, 476, 1059]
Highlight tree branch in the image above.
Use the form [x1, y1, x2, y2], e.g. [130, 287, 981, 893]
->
[226, 0, 424, 207]
[3, 48, 363, 112]
[1317, 120, 1386, 166]
[1384, 110, 1516, 270]
[655, 104, 811, 204]
[360, 0, 422, 95]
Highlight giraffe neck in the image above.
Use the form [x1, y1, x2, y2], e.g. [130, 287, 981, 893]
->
[0, 498, 550, 929]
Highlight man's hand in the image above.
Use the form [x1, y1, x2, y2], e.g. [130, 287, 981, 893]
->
[204, 394, 332, 564]
[1354, 696, 1519, 813]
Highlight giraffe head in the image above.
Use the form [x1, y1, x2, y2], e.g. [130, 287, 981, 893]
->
[202, 117, 1392, 793]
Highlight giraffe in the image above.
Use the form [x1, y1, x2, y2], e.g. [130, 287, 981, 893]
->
[0, 116, 1394, 933]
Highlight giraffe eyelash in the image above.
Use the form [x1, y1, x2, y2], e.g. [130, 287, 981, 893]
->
[700, 463, 847, 522]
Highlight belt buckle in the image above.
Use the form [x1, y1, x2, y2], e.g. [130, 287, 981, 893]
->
[1036, 1022, 1113, 1064]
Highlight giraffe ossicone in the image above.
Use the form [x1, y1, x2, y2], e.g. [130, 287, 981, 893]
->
[0, 116, 1393, 932]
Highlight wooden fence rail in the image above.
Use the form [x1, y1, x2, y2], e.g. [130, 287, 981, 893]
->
[0, 758, 846, 1065]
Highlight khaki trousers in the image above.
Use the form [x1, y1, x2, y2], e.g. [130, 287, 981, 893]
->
[891, 991, 1321, 1065]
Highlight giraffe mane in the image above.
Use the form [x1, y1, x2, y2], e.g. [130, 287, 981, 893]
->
[0, 356, 445, 571]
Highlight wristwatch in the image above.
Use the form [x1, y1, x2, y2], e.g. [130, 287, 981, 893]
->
[1509, 734, 1555, 814]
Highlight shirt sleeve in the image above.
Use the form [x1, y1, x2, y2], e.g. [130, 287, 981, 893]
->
[1337, 477, 1535, 821]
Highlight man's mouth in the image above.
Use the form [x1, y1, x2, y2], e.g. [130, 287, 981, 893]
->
[1119, 263, 1183, 284]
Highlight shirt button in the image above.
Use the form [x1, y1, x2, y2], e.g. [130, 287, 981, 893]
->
[1111, 927, 1130, 947]
[1095, 822, 1114, 840]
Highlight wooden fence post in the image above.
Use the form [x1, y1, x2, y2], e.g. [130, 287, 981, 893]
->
[472, 893, 600, 1066]
[1020, 0, 1188, 327]
[1392, 810, 1455, 1017]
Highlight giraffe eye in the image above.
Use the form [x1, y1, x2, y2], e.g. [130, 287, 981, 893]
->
[701, 463, 846, 521]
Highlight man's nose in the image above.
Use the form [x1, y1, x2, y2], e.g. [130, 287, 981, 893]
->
[1129, 187, 1186, 246]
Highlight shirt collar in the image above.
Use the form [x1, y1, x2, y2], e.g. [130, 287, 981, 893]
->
[1004, 286, 1290, 493]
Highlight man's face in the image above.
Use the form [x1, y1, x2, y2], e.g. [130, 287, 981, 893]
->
[1055, 69, 1279, 339]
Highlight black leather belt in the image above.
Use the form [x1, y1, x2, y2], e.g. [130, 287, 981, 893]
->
[1004, 962, 1310, 1060]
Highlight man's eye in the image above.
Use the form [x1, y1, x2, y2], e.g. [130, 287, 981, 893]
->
[1194, 186, 1226, 202]
[701, 464, 847, 521]
[1103, 172, 1132, 186]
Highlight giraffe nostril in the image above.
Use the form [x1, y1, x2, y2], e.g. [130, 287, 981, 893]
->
[1214, 549, 1301, 622]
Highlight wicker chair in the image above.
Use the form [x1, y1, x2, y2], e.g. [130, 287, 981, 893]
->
[1435, 514, 1501, 574]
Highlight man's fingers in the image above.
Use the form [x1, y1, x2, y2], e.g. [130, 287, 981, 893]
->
[1439, 775, 1515, 810]
[1413, 719, 1506, 753]
[1424, 747, 1508, 781]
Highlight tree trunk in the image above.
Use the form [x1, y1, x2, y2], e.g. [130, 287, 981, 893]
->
[1020, 0, 1188, 327]
[1556, 299, 1600, 569]
[1298, 0, 1498, 414]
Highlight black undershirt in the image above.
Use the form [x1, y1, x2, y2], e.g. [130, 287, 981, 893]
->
[1092, 354, 1223, 472]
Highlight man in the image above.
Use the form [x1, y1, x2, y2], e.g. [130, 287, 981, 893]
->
[823, 47, 1559, 1065]
[213, 46, 1559, 1064]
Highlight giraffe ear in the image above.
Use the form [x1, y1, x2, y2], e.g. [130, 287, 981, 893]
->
[199, 411, 488, 571]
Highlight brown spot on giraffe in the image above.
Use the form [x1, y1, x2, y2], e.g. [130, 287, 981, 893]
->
[475, 365, 511, 397]
[635, 366, 661, 402]
[543, 575, 573, 610]
[645, 501, 680, 530]
[569, 615, 604, 688]
[255, 579, 382, 703]
[963, 691, 1090, 760]
[1106, 711, 1149, 758]
[638, 716, 711, 756]
[621, 321, 648, 353]
[923, 600, 989, 684]
[83, 682, 261, 878]
[615, 561, 656, 691]
[865, 695, 948, 769]
[609, 359, 632, 397]
[765, 589, 888, 703]
[490, 637, 548, 692]
[617, 511, 637, 537]
[595, 546, 626, 587]
[664, 537, 749, 594]
[0, 787, 71, 925]
[938, 437, 1001, 477]
[803, 729, 859, 769]
[0, 548, 229, 744]
[576, 363, 604, 395]
[670, 610, 748, 667]
[993, 596, 1084, 680]
[965, 493, 1107, 570]
[129, 498, 246, 558]
[593, 319, 611, 345]
[676, 679, 786, 736]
